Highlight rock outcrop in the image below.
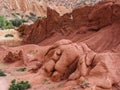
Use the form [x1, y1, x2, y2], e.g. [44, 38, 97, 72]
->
[2, 39, 120, 90]
[42, 40, 120, 90]
[17, 18, 47, 44]
[17, 0, 120, 48]
[4, 51, 23, 63]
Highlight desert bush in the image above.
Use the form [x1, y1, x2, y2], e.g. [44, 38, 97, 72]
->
[3, 22, 14, 29]
[37, 16, 46, 19]
[16, 67, 26, 72]
[5, 34, 14, 37]
[29, 12, 36, 17]
[0, 16, 14, 29]
[80, 80, 90, 88]
[10, 18, 25, 27]
[0, 16, 7, 28]
[0, 69, 6, 76]
[9, 79, 31, 90]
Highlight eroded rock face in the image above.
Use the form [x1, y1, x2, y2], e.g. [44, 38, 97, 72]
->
[35, 41, 120, 90]
[3, 51, 24, 66]
[2, 39, 120, 90]
[17, 0, 120, 45]
[1, 1, 120, 90]
[43, 40, 80, 81]
[17, 18, 47, 44]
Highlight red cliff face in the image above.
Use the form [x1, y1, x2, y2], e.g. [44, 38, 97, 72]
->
[17, 18, 47, 44]
[18, 0, 120, 48]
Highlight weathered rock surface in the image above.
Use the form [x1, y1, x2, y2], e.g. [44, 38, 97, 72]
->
[17, 18, 47, 44]
[17, 0, 120, 48]
[1, 39, 120, 90]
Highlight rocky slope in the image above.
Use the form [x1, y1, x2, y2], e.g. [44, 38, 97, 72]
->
[47, 0, 102, 16]
[0, 0, 120, 90]
[0, 0, 47, 21]
[18, 0, 120, 50]
[47, 0, 102, 8]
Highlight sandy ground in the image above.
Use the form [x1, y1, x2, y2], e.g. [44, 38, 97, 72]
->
[0, 29, 22, 46]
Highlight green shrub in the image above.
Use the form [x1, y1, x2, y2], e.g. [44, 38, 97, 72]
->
[5, 34, 14, 37]
[0, 69, 6, 76]
[37, 16, 42, 19]
[10, 18, 23, 27]
[3, 21, 14, 29]
[0, 16, 14, 29]
[0, 16, 7, 28]
[37, 16, 46, 19]
[9, 79, 31, 90]
[16, 67, 26, 72]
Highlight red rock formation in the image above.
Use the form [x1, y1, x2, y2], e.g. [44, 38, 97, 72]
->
[2, 39, 120, 90]
[17, 0, 120, 46]
[17, 18, 47, 44]
[3, 51, 25, 67]
[4, 51, 23, 63]
[1, 0, 120, 90]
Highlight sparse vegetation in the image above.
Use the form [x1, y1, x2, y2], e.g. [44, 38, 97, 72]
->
[0, 16, 14, 29]
[49, 87, 55, 90]
[10, 18, 25, 27]
[37, 16, 45, 19]
[42, 79, 51, 84]
[80, 80, 90, 88]
[29, 12, 36, 17]
[25, 12, 46, 22]
[5, 34, 14, 37]
[9, 79, 31, 90]
[16, 67, 27, 72]
[57, 83, 63, 88]
[0, 15, 26, 30]
[0, 13, 45, 29]
[0, 69, 6, 76]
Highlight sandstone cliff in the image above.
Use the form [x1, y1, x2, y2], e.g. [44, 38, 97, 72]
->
[17, 0, 120, 51]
